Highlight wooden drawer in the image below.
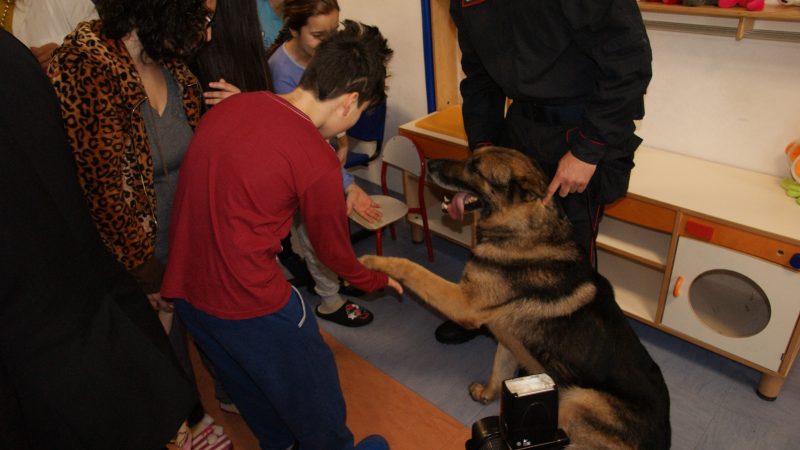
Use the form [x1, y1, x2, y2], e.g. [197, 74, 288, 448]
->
[605, 196, 676, 233]
[680, 215, 800, 270]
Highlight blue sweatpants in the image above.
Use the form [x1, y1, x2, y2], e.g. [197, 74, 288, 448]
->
[175, 288, 355, 450]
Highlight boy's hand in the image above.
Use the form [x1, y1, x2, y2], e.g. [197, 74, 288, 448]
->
[346, 184, 382, 223]
[386, 277, 404, 295]
[203, 78, 241, 106]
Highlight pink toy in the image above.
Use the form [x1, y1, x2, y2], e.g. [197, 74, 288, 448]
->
[718, 0, 765, 11]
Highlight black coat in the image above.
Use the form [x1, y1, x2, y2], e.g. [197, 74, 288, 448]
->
[450, 0, 653, 204]
[0, 30, 197, 450]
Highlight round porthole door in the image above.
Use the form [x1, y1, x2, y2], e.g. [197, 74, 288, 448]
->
[687, 269, 770, 338]
[663, 237, 800, 372]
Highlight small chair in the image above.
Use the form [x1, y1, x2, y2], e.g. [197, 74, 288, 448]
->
[344, 100, 387, 169]
[348, 135, 434, 261]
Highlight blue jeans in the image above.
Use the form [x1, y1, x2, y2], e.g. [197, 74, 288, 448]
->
[175, 288, 355, 450]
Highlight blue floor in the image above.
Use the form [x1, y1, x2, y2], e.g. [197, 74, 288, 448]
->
[301, 194, 800, 450]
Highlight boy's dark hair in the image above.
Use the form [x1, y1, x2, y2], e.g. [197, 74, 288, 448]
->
[95, 0, 209, 62]
[299, 20, 393, 108]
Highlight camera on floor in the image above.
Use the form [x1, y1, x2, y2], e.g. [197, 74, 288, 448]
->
[466, 373, 569, 450]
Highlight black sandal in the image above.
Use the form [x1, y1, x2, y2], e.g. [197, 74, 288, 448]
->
[315, 300, 374, 327]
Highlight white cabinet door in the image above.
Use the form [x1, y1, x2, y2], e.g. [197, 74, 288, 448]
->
[663, 237, 800, 371]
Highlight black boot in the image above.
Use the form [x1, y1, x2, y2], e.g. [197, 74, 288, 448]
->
[434, 320, 485, 344]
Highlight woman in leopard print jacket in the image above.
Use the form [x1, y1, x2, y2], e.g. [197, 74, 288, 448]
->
[49, 2, 206, 299]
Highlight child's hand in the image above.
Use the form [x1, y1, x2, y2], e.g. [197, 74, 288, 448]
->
[30, 43, 58, 71]
[203, 78, 241, 106]
[346, 184, 382, 223]
[386, 277, 404, 295]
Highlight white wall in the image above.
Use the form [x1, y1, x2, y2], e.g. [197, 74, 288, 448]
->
[339, 0, 429, 188]
[342, 1, 800, 186]
[640, 10, 800, 177]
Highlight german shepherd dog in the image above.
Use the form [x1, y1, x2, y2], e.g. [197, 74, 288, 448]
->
[360, 147, 671, 449]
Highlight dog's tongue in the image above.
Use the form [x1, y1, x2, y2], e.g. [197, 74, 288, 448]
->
[447, 192, 469, 221]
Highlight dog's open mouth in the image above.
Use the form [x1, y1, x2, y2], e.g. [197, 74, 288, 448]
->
[442, 192, 480, 221]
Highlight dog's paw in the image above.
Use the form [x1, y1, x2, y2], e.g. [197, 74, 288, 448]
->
[359, 254, 392, 272]
[469, 382, 495, 404]
[358, 255, 381, 269]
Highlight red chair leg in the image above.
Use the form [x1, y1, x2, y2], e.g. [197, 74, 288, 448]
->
[389, 223, 397, 241]
[375, 228, 383, 256]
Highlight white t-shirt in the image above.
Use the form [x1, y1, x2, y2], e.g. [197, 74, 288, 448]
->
[12, 0, 97, 47]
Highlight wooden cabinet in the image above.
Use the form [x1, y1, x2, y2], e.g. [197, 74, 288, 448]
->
[399, 107, 800, 399]
[597, 148, 800, 400]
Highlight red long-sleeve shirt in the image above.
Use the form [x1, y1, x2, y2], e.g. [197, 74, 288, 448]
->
[161, 92, 387, 319]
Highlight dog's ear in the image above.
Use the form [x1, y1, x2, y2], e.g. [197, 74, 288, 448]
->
[513, 176, 546, 202]
[507, 155, 547, 201]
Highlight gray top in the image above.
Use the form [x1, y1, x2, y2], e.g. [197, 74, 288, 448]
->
[142, 67, 193, 265]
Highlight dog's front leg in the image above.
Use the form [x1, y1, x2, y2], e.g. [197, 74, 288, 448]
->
[469, 343, 517, 404]
[360, 255, 480, 326]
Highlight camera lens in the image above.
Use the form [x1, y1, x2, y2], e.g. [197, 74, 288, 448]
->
[466, 416, 508, 450]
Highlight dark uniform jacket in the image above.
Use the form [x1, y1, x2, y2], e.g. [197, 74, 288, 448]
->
[451, 0, 652, 203]
[0, 30, 196, 450]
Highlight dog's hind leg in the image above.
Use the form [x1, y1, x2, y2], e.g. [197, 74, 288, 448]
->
[469, 343, 517, 403]
[359, 255, 483, 326]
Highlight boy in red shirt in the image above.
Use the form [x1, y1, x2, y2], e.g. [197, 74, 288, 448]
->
[162, 20, 400, 450]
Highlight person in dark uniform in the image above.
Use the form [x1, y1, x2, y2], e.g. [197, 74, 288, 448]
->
[436, 0, 653, 344]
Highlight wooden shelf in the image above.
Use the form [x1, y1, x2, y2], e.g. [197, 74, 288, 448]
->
[639, 2, 800, 21]
[597, 250, 662, 323]
[638, 2, 800, 41]
[597, 217, 672, 270]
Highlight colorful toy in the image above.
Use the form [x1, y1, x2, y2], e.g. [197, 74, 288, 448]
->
[781, 139, 800, 205]
[786, 138, 800, 182]
[781, 178, 800, 205]
[718, 0, 765, 11]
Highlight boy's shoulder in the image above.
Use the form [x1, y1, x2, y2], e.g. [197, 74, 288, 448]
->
[215, 91, 295, 119]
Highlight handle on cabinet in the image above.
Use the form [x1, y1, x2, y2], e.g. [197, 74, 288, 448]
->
[673, 276, 684, 298]
[790, 253, 800, 270]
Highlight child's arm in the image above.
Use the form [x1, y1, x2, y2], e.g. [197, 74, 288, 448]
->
[300, 168, 388, 293]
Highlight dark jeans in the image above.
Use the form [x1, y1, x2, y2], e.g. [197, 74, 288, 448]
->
[175, 289, 355, 450]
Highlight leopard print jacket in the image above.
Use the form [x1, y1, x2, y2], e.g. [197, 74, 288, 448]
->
[50, 20, 202, 292]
